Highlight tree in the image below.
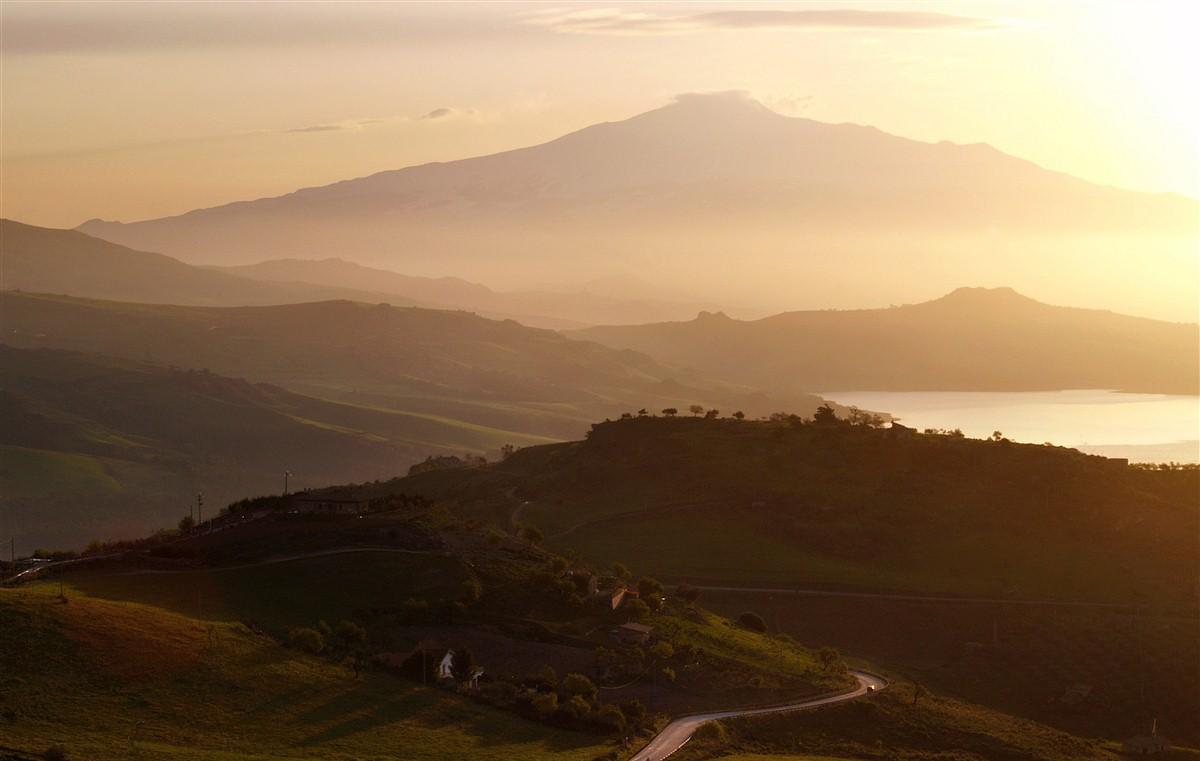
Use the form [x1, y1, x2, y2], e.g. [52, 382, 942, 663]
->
[637, 408, 649, 417]
[500, 443, 516, 460]
[335, 620, 367, 649]
[816, 646, 844, 672]
[638, 577, 665, 610]
[565, 694, 592, 719]
[688, 404, 704, 417]
[562, 673, 598, 702]
[624, 598, 651, 623]
[289, 627, 325, 654]
[704, 408, 719, 419]
[732, 410, 745, 420]
[531, 691, 558, 718]
[813, 404, 839, 425]
[178, 514, 195, 533]
[661, 407, 678, 417]
[736, 612, 767, 633]
[538, 664, 558, 690]
[991, 430, 1005, 442]
[596, 703, 626, 732]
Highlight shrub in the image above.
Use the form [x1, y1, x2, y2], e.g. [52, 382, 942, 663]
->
[562, 673, 598, 702]
[624, 598, 651, 622]
[564, 694, 592, 720]
[650, 641, 674, 661]
[737, 612, 767, 633]
[596, 702, 626, 732]
[531, 691, 558, 718]
[288, 627, 325, 654]
[695, 720, 728, 743]
[335, 620, 367, 648]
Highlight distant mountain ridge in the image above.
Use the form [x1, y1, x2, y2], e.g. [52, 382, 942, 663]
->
[73, 92, 1199, 319]
[1, 219, 728, 327]
[573, 287, 1199, 395]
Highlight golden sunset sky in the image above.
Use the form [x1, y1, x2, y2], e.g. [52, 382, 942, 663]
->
[2, 1, 1198, 228]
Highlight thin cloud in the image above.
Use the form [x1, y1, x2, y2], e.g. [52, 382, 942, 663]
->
[524, 8, 997, 36]
[419, 107, 455, 121]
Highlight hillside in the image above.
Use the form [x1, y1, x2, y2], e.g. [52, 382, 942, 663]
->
[3, 507, 855, 759]
[390, 416, 1199, 604]
[75, 93, 1199, 320]
[574, 287, 1200, 394]
[0, 291, 829, 441]
[0, 218, 426, 309]
[0, 345, 553, 554]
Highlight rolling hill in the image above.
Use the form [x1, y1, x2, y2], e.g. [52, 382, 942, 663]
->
[573, 287, 1200, 395]
[75, 92, 1199, 320]
[0, 291, 828, 439]
[0, 345, 554, 553]
[0, 218, 424, 309]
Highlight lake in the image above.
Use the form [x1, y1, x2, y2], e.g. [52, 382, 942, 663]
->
[820, 390, 1200, 464]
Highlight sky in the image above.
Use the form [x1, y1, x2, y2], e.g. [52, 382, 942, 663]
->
[2, 1, 1198, 229]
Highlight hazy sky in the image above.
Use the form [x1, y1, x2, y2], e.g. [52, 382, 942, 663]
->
[2, 1, 1198, 228]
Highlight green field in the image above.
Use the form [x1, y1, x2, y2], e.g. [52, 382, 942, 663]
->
[68, 551, 470, 636]
[0, 583, 611, 761]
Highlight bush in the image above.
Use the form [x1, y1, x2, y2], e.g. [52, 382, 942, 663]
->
[335, 620, 367, 648]
[288, 627, 325, 654]
[737, 612, 768, 633]
[695, 720, 728, 743]
[531, 691, 558, 718]
[564, 694, 592, 720]
[596, 702, 626, 732]
[650, 641, 674, 661]
[562, 673, 598, 702]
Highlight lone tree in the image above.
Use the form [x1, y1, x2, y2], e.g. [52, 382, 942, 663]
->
[688, 404, 704, 417]
[661, 407, 678, 417]
[637, 408, 649, 417]
[732, 410, 745, 420]
[816, 646, 844, 672]
[813, 403, 839, 425]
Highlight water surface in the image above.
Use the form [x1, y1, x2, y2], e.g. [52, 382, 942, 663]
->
[821, 390, 1200, 463]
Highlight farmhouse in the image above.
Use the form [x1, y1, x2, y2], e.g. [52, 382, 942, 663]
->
[609, 585, 640, 610]
[615, 622, 652, 645]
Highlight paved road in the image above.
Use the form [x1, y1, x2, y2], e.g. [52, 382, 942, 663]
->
[630, 670, 887, 761]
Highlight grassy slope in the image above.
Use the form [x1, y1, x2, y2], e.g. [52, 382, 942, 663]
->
[675, 686, 1121, 761]
[400, 417, 1199, 604]
[700, 590, 1200, 747]
[0, 291, 828, 440]
[0, 345, 552, 553]
[0, 583, 610, 761]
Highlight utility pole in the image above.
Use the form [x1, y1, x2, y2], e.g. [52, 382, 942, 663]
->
[197, 493, 204, 531]
[284, 470, 292, 496]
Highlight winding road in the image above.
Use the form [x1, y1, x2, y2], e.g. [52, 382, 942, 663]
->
[630, 670, 887, 761]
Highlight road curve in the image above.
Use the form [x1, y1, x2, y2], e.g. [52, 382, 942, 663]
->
[630, 670, 887, 761]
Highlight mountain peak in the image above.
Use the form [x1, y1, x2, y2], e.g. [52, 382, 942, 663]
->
[928, 286, 1041, 310]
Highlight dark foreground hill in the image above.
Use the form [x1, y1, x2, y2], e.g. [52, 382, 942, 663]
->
[0, 291, 827, 441]
[392, 416, 1198, 605]
[574, 287, 1200, 394]
[0, 345, 555, 553]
